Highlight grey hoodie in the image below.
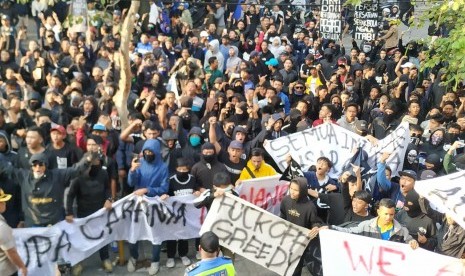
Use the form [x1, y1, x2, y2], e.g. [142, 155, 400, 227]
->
[226, 45, 241, 74]
[204, 39, 225, 71]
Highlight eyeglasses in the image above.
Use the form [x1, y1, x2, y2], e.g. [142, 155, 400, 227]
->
[47, 35, 54, 39]
[31, 162, 45, 167]
[295, 86, 304, 90]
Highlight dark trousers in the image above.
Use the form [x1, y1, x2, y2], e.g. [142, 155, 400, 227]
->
[292, 255, 304, 276]
[99, 244, 110, 261]
[166, 240, 188, 258]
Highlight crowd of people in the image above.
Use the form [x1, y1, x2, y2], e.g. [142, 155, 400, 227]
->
[0, 0, 464, 275]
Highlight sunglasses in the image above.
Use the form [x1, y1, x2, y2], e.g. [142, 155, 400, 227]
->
[295, 86, 304, 89]
[47, 35, 54, 38]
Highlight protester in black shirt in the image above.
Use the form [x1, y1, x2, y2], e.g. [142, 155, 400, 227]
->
[161, 157, 198, 269]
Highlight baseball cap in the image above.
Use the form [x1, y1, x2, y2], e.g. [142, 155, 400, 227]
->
[200, 31, 209, 38]
[250, 51, 261, 58]
[265, 58, 279, 67]
[1, 14, 10, 21]
[229, 140, 243, 150]
[200, 231, 220, 253]
[50, 124, 66, 135]
[0, 189, 11, 202]
[305, 54, 314, 61]
[92, 123, 107, 132]
[399, 170, 417, 180]
[420, 170, 436, 180]
[401, 62, 414, 68]
[355, 120, 368, 132]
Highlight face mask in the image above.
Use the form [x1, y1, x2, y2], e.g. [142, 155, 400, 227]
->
[236, 113, 248, 121]
[29, 101, 41, 111]
[89, 165, 100, 177]
[346, 86, 353, 92]
[33, 172, 44, 179]
[444, 133, 458, 144]
[189, 136, 201, 147]
[431, 134, 443, 146]
[203, 154, 216, 163]
[176, 171, 189, 181]
[405, 191, 422, 218]
[226, 125, 235, 137]
[407, 149, 418, 164]
[40, 122, 52, 134]
[144, 153, 155, 163]
[410, 137, 421, 146]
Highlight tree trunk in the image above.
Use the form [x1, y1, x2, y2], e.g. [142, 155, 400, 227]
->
[114, 0, 140, 130]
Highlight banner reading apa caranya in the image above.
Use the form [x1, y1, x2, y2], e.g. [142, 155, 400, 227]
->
[13, 194, 203, 276]
[264, 122, 410, 178]
[235, 174, 289, 215]
[200, 193, 311, 276]
[415, 170, 465, 229]
[320, 229, 461, 276]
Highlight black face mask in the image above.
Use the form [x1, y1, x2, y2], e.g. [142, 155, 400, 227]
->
[383, 113, 396, 124]
[89, 165, 101, 177]
[176, 171, 189, 181]
[444, 133, 458, 144]
[144, 153, 155, 163]
[226, 125, 235, 137]
[40, 122, 52, 134]
[203, 154, 216, 163]
[29, 101, 41, 111]
[236, 113, 248, 122]
[405, 191, 422, 218]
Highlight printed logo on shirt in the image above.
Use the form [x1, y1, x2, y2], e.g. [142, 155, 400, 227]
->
[288, 209, 301, 218]
[56, 157, 68, 169]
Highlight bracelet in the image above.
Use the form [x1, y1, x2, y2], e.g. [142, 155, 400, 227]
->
[107, 197, 115, 202]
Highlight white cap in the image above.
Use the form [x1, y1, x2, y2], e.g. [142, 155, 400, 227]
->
[401, 62, 414, 68]
[200, 31, 209, 37]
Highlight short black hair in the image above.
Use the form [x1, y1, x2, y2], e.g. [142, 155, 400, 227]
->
[251, 147, 264, 158]
[378, 198, 395, 209]
[346, 175, 357, 184]
[353, 190, 372, 204]
[212, 172, 231, 186]
[317, 156, 333, 168]
[200, 231, 220, 253]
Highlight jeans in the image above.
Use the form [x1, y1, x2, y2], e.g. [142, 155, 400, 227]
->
[129, 241, 161, 262]
[166, 240, 188, 258]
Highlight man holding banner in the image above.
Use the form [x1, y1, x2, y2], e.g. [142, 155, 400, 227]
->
[281, 177, 323, 276]
[321, 198, 419, 249]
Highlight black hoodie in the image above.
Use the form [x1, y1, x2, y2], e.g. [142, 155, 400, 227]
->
[280, 177, 323, 229]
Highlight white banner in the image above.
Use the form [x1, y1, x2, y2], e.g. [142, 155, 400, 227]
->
[320, 229, 461, 276]
[264, 122, 410, 178]
[200, 193, 311, 276]
[13, 194, 203, 275]
[236, 174, 289, 215]
[415, 171, 465, 229]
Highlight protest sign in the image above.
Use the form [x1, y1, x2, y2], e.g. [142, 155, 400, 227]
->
[201, 193, 311, 276]
[354, 0, 379, 41]
[320, 229, 462, 276]
[235, 174, 289, 215]
[415, 171, 465, 229]
[264, 122, 410, 178]
[320, 0, 342, 40]
[13, 194, 202, 275]
[69, 0, 88, 33]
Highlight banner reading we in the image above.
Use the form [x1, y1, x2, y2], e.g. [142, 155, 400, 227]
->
[320, 229, 462, 275]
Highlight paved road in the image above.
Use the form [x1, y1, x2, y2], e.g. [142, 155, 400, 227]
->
[78, 240, 311, 275]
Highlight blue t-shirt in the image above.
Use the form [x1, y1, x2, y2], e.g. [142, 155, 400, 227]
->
[186, 257, 235, 276]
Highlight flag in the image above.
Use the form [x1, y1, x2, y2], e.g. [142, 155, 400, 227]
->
[280, 158, 304, 181]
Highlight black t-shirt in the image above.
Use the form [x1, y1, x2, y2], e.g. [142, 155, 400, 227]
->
[218, 150, 246, 184]
[47, 143, 83, 169]
[168, 174, 198, 196]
